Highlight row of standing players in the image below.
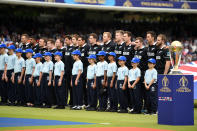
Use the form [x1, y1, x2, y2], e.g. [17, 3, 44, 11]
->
[0, 31, 170, 115]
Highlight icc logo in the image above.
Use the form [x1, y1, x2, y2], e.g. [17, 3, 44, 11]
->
[160, 76, 171, 93]
[181, 2, 191, 9]
[176, 76, 191, 93]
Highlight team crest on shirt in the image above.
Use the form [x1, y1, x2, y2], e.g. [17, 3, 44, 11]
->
[151, 48, 155, 51]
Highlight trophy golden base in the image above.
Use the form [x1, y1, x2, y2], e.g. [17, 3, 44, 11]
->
[169, 70, 183, 75]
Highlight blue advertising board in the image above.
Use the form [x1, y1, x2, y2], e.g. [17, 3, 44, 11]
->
[158, 75, 194, 125]
[27, 0, 197, 10]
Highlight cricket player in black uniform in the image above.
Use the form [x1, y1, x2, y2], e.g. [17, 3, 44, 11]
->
[47, 39, 57, 63]
[63, 35, 75, 106]
[122, 31, 135, 69]
[102, 32, 115, 54]
[146, 31, 158, 60]
[88, 33, 102, 55]
[19, 34, 32, 60]
[78, 35, 90, 106]
[114, 30, 125, 64]
[72, 34, 79, 50]
[134, 37, 148, 113]
[29, 36, 39, 55]
[155, 34, 171, 74]
[38, 38, 48, 55]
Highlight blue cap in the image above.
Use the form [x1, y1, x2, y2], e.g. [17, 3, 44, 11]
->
[97, 51, 106, 56]
[15, 48, 23, 53]
[43, 52, 52, 57]
[72, 50, 81, 56]
[33, 53, 42, 58]
[87, 54, 96, 59]
[25, 49, 33, 53]
[0, 44, 7, 48]
[118, 56, 127, 61]
[54, 51, 63, 57]
[7, 45, 16, 50]
[108, 52, 116, 57]
[131, 57, 140, 63]
[148, 58, 156, 64]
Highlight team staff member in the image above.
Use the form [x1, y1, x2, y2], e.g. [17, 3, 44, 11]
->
[155, 34, 171, 74]
[114, 30, 125, 63]
[41, 52, 54, 108]
[122, 31, 135, 69]
[19, 34, 32, 60]
[78, 35, 90, 106]
[6, 45, 17, 105]
[134, 37, 148, 113]
[23, 49, 36, 107]
[12, 48, 25, 106]
[33, 53, 43, 107]
[0, 44, 8, 105]
[146, 31, 158, 60]
[64, 35, 75, 106]
[88, 33, 102, 56]
[102, 32, 115, 54]
[53, 51, 65, 109]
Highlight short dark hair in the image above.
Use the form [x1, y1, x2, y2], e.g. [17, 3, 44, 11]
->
[78, 35, 86, 41]
[40, 37, 47, 44]
[147, 31, 156, 38]
[124, 31, 132, 37]
[157, 34, 167, 43]
[136, 37, 144, 43]
[21, 34, 29, 39]
[47, 38, 55, 45]
[56, 38, 64, 44]
[72, 34, 79, 39]
[89, 33, 98, 40]
[65, 35, 72, 40]
[115, 30, 124, 35]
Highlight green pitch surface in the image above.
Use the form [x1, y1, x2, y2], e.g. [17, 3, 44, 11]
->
[0, 106, 196, 131]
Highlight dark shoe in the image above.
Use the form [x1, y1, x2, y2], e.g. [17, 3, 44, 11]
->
[97, 108, 105, 112]
[109, 109, 117, 112]
[129, 111, 141, 114]
[86, 107, 96, 111]
[117, 109, 128, 113]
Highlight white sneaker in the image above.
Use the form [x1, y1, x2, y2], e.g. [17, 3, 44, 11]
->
[72, 106, 77, 109]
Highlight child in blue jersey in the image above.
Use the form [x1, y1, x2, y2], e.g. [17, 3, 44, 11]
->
[128, 57, 141, 114]
[144, 58, 158, 115]
[33, 53, 43, 107]
[71, 50, 83, 110]
[0, 44, 8, 104]
[86, 54, 97, 111]
[53, 51, 65, 109]
[106, 52, 118, 112]
[5, 45, 17, 105]
[23, 49, 36, 107]
[96, 51, 108, 111]
[41, 52, 54, 108]
[116, 56, 128, 113]
[12, 48, 25, 106]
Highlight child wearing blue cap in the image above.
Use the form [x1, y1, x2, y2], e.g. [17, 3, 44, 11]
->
[23, 49, 36, 107]
[86, 54, 97, 111]
[71, 50, 83, 110]
[33, 53, 43, 107]
[6, 45, 17, 106]
[106, 52, 118, 112]
[116, 56, 128, 113]
[53, 51, 65, 109]
[96, 51, 108, 111]
[0, 44, 8, 105]
[128, 57, 141, 114]
[12, 48, 25, 106]
[144, 58, 158, 115]
[41, 52, 54, 108]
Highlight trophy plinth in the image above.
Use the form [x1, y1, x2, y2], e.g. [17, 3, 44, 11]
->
[168, 41, 183, 75]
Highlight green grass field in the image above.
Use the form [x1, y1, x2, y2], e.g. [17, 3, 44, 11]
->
[0, 101, 196, 131]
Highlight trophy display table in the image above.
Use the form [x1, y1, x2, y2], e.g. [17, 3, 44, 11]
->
[158, 75, 194, 125]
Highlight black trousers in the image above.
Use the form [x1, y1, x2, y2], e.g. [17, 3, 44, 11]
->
[14, 72, 25, 104]
[145, 83, 158, 113]
[82, 71, 87, 105]
[65, 71, 72, 106]
[0, 70, 8, 103]
[117, 80, 128, 110]
[33, 76, 42, 105]
[87, 79, 97, 108]
[72, 75, 83, 106]
[25, 74, 34, 103]
[129, 81, 142, 112]
[7, 69, 15, 103]
[54, 76, 65, 106]
[107, 77, 118, 110]
[41, 73, 52, 106]
[96, 76, 107, 110]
